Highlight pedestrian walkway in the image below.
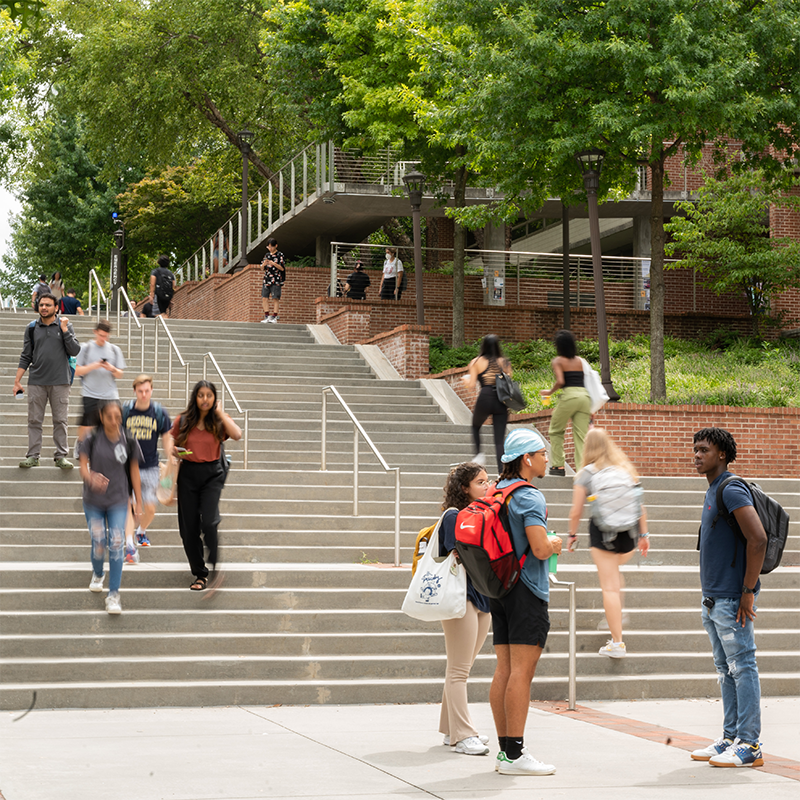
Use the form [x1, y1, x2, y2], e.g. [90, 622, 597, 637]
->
[1, 698, 797, 799]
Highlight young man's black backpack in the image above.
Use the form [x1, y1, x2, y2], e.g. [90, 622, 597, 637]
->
[154, 268, 175, 313]
[707, 476, 790, 574]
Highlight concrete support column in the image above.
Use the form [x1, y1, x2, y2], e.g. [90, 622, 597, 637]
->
[632, 216, 651, 310]
[316, 235, 332, 268]
[482, 221, 507, 306]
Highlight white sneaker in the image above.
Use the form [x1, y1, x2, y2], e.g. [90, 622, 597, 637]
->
[443, 734, 489, 747]
[599, 640, 627, 658]
[105, 593, 122, 615]
[497, 748, 556, 776]
[473, 452, 487, 466]
[453, 736, 490, 755]
[495, 752, 505, 772]
[691, 736, 735, 762]
[89, 573, 104, 593]
[260, 317, 270, 323]
[269, 315, 279, 324]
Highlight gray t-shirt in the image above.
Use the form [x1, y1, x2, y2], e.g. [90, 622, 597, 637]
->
[79, 427, 144, 510]
[77, 340, 126, 399]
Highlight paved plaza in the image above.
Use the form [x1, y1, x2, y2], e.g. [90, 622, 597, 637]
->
[1, 696, 798, 799]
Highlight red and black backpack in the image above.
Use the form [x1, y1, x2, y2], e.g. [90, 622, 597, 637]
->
[455, 480, 543, 598]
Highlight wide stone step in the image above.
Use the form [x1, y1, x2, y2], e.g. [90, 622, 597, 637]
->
[1, 671, 797, 710]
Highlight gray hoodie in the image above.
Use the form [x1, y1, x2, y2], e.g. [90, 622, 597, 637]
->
[17, 317, 81, 386]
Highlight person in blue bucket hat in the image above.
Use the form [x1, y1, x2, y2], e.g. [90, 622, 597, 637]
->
[491, 427, 562, 776]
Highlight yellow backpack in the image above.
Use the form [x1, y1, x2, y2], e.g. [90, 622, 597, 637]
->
[411, 508, 457, 575]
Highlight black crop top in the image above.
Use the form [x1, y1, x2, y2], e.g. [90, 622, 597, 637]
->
[562, 370, 585, 388]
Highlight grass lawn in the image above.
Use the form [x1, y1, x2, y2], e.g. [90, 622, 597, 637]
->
[430, 333, 800, 409]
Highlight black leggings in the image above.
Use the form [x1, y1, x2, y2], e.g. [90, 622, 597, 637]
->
[472, 386, 508, 473]
[177, 460, 226, 578]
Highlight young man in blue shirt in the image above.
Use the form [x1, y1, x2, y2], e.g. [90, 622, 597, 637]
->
[491, 428, 561, 776]
[691, 427, 767, 768]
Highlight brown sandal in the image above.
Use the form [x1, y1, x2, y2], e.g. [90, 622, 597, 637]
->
[189, 577, 207, 591]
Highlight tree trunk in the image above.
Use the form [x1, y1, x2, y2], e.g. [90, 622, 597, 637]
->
[452, 161, 468, 347]
[649, 158, 667, 402]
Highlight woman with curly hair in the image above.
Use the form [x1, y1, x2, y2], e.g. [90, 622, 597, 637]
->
[437, 461, 492, 755]
[170, 380, 242, 590]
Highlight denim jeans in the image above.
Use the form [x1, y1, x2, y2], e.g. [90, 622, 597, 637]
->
[84, 502, 127, 594]
[701, 595, 761, 745]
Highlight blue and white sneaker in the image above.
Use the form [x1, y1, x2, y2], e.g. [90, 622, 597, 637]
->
[136, 531, 150, 547]
[691, 736, 734, 761]
[709, 740, 764, 768]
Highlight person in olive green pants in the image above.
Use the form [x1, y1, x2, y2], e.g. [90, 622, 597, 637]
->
[541, 330, 592, 475]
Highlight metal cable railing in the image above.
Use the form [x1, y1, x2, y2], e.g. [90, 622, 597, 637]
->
[321, 386, 401, 567]
[0, 292, 21, 312]
[153, 315, 190, 403]
[202, 352, 249, 470]
[329, 241, 667, 311]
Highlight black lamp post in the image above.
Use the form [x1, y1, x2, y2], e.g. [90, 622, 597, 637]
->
[235, 130, 255, 271]
[402, 169, 426, 326]
[110, 218, 126, 313]
[576, 149, 619, 401]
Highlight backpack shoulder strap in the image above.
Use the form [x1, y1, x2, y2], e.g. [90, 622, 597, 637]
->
[714, 475, 748, 530]
[151, 400, 165, 429]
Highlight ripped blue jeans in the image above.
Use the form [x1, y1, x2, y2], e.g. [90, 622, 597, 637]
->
[84, 502, 127, 595]
[701, 595, 761, 745]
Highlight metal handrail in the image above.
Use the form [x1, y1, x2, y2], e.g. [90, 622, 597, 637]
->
[321, 386, 401, 566]
[549, 572, 577, 710]
[153, 315, 190, 403]
[202, 352, 249, 470]
[116, 285, 145, 369]
[0, 292, 18, 312]
[87, 269, 109, 322]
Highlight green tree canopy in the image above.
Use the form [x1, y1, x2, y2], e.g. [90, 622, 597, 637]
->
[666, 170, 800, 334]
[420, 0, 800, 399]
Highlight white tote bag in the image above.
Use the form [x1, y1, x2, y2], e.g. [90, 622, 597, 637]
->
[401, 512, 467, 622]
[581, 357, 610, 414]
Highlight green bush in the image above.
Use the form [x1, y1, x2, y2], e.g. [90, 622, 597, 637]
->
[429, 334, 800, 408]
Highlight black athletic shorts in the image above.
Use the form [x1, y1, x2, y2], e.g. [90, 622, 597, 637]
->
[79, 396, 103, 428]
[490, 579, 550, 648]
[589, 519, 636, 554]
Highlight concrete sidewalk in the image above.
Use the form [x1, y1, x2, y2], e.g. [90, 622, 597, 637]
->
[1, 697, 798, 800]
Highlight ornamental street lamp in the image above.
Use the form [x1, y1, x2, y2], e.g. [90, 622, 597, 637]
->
[235, 130, 255, 271]
[576, 149, 619, 401]
[402, 169, 425, 325]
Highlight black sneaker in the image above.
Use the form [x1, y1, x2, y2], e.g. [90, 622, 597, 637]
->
[549, 467, 566, 477]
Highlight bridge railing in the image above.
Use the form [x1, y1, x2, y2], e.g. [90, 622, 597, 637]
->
[329, 241, 669, 311]
[176, 142, 407, 285]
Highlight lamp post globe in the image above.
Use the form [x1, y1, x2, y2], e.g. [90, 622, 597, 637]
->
[403, 169, 426, 325]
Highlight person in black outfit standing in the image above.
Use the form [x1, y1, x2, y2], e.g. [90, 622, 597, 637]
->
[461, 334, 512, 473]
[344, 261, 371, 299]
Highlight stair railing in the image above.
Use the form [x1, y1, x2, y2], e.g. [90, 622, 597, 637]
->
[87, 269, 109, 322]
[202, 352, 249, 470]
[1, 292, 20, 312]
[153, 315, 190, 403]
[320, 385, 402, 566]
[549, 572, 577, 709]
[115, 285, 145, 369]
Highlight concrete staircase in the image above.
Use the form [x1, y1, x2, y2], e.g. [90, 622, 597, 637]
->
[0, 311, 798, 709]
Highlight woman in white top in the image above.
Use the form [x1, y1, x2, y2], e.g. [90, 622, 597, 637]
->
[49, 271, 65, 301]
[379, 247, 404, 300]
[567, 427, 649, 658]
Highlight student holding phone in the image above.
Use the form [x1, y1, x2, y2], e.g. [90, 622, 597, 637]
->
[171, 381, 241, 591]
